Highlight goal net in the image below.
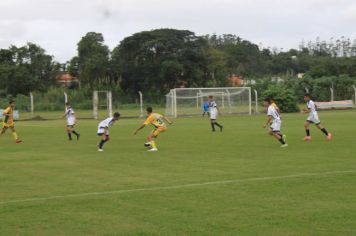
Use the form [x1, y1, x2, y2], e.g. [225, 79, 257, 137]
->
[165, 87, 251, 117]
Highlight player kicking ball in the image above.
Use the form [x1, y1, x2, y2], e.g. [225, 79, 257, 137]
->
[303, 94, 332, 141]
[263, 98, 287, 148]
[0, 100, 22, 143]
[97, 112, 120, 152]
[134, 107, 172, 152]
[208, 95, 223, 132]
[62, 102, 80, 141]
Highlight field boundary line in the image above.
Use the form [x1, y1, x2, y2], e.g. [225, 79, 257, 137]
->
[1, 170, 355, 205]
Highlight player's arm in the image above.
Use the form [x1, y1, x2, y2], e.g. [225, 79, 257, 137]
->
[216, 105, 221, 115]
[134, 124, 146, 135]
[263, 115, 272, 128]
[303, 107, 310, 113]
[162, 116, 173, 125]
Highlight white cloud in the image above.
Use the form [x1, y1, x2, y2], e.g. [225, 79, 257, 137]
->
[0, 0, 355, 62]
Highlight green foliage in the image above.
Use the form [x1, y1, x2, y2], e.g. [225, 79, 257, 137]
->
[262, 85, 300, 113]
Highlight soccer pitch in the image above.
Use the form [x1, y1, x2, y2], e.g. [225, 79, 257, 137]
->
[1, 110, 356, 235]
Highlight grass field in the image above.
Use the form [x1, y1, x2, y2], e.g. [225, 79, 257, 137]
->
[1, 110, 356, 235]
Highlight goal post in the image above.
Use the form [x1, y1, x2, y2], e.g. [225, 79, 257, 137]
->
[93, 91, 113, 119]
[165, 87, 252, 117]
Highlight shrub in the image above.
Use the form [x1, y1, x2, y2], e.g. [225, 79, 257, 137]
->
[262, 85, 299, 113]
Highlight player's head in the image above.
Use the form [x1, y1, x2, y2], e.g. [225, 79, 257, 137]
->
[263, 98, 272, 107]
[9, 100, 15, 107]
[304, 94, 311, 102]
[65, 102, 71, 107]
[208, 95, 213, 101]
[113, 112, 120, 120]
[146, 107, 153, 115]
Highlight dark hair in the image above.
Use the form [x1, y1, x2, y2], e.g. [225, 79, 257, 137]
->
[113, 112, 120, 118]
[65, 102, 71, 106]
[264, 98, 272, 104]
[208, 95, 213, 99]
[304, 94, 310, 98]
[146, 107, 153, 113]
[9, 100, 15, 104]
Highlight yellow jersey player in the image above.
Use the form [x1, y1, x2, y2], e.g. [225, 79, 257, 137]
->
[134, 107, 172, 152]
[1, 100, 22, 143]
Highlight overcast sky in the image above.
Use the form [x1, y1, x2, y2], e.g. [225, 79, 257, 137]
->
[1, 0, 355, 62]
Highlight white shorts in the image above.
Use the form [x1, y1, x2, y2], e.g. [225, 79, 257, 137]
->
[307, 113, 320, 124]
[270, 120, 282, 132]
[97, 128, 109, 135]
[67, 118, 75, 126]
[210, 110, 218, 120]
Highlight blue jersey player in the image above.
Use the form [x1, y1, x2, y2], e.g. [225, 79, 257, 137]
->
[202, 101, 210, 117]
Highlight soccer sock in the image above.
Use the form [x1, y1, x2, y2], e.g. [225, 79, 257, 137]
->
[99, 140, 106, 149]
[12, 132, 18, 140]
[278, 136, 286, 145]
[321, 128, 329, 136]
[215, 122, 223, 128]
[211, 123, 215, 131]
[67, 133, 72, 140]
[151, 140, 157, 149]
[306, 129, 310, 136]
[72, 131, 79, 136]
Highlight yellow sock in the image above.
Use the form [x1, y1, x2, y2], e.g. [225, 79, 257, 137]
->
[151, 141, 157, 149]
[12, 132, 18, 140]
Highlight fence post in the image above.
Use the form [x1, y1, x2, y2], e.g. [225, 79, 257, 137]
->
[330, 87, 334, 102]
[64, 92, 68, 111]
[305, 88, 309, 93]
[139, 91, 143, 118]
[254, 89, 258, 114]
[30, 92, 34, 117]
[353, 86, 356, 106]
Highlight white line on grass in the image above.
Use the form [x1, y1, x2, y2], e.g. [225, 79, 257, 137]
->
[1, 170, 355, 205]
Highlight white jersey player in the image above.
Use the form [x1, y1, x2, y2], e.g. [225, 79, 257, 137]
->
[208, 96, 223, 132]
[63, 102, 80, 141]
[97, 112, 120, 152]
[263, 98, 287, 147]
[303, 94, 332, 141]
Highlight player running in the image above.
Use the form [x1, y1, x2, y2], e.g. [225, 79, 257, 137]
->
[263, 98, 287, 147]
[208, 95, 223, 132]
[303, 94, 332, 141]
[62, 102, 80, 141]
[134, 107, 172, 152]
[202, 100, 210, 117]
[0, 100, 22, 143]
[97, 112, 120, 152]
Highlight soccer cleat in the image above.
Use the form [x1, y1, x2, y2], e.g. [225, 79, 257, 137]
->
[148, 148, 158, 152]
[326, 133, 333, 141]
[98, 149, 104, 152]
[144, 142, 151, 148]
[303, 136, 312, 141]
[281, 144, 288, 148]
[15, 139, 22, 144]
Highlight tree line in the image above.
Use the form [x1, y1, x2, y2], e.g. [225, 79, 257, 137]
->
[1, 29, 356, 102]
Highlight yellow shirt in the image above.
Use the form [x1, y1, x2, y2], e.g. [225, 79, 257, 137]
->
[3, 106, 14, 124]
[144, 113, 166, 128]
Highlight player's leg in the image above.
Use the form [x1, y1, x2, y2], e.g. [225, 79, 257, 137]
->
[0, 125, 8, 136]
[147, 129, 163, 151]
[71, 125, 80, 140]
[316, 123, 332, 140]
[304, 121, 312, 141]
[210, 119, 216, 131]
[98, 133, 108, 151]
[214, 119, 223, 132]
[10, 126, 21, 143]
[66, 126, 73, 140]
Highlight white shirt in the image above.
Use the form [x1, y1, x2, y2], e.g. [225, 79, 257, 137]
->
[267, 105, 281, 122]
[65, 107, 75, 123]
[98, 117, 115, 129]
[307, 100, 318, 115]
[209, 100, 218, 113]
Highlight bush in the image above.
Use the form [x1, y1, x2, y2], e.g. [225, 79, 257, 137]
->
[262, 85, 299, 113]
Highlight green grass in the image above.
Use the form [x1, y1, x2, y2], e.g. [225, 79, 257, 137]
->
[1, 110, 356, 235]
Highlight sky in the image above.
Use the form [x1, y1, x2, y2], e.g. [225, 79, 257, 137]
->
[0, 0, 355, 62]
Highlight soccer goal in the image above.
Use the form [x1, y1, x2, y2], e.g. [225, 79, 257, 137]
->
[93, 91, 113, 119]
[165, 87, 252, 117]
